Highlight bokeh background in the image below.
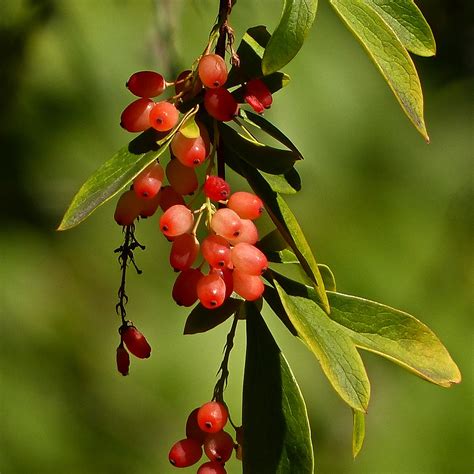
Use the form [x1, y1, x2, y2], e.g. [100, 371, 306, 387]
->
[1, 1, 472, 473]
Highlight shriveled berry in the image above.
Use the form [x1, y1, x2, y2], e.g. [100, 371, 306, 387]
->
[227, 219, 258, 245]
[204, 176, 231, 201]
[171, 132, 207, 167]
[197, 461, 227, 474]
[121, 326, 151, 359]
[149, 101, 179, 132]
[169, 438, 203, 468]
[204, 88, 239, 122]
[114, 189, 142, 226]
[231, 242, 268, 275]
[139, 192, 161, 218]
[204, 430, 234, 463]
[160, 204, 194, 238]
[227, 192, 264, 220]
[159, 185, 185, 211]
[186, 408, 207, 444]
[170, 233, 200, 271]
[198, 54, 228, 89]
[201, 235, 231, 268]
[126, 71, 166, 98]
[197, 401, 228, 433]
[172, 268, 203, 307]
[211, 208, 242, 240]
[166, 158, 199, 195]
[197, 273, 226, 309]
[116, 343, 130, 376]
[244, 78, 273, 113]
[232, 269, 264, 301]
[133, 162, 164, 199]
[120, 98, 154, 132]
[211, 267, 234, 299]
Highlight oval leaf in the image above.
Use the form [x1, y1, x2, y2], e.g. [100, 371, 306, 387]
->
[58, 129, 171, 230]
[262, 0, 318, 75]
[330, 0, 429, 141]
[183, 298, 242, 335]
[243, 302, 314, 474]
[366, 0, 436, 57]
[327, 292, 462, 387]
[274, 280, 370, 412]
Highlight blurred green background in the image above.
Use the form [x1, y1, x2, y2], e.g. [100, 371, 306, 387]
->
[1, 1, 472, 473]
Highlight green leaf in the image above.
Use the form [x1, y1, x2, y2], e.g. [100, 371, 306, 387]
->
[352, 409, 365, 458]
[243, 302, 314, 474]
[58, 129, 170, 230]
[259, 169, 301, 194]
[318, 264, 336, 292]
[329, 0, 429, 141]
[179, 115, 200, 138]
[224, 153, 329, 312]
[183, 298, 242, 335]
[274, 280, 370, 412]
[238, 109, 303, 158]
[365, 0, 436, 57]
[262, 0, 318, 75]
[219, 123, 299, 175]
[327, 292, 462, 387]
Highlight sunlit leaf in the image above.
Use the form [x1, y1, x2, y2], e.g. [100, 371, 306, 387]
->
[273, 280, 370, 412]
[352, 409, 365, 458]
[58, 129, 171, 231]
[262, 0, 318, 75]
[366, 0, 436, 57]
[327, 292, 462, 387]
[329, 0, 429, 141]
[243, 302, 314, 474]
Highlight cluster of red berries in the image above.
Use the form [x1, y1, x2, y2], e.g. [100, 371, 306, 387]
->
[162, 180, 268, 308]
[169, 401, 241, 473]
[120, 53, 273, 134]
[116, 325, 151, 376]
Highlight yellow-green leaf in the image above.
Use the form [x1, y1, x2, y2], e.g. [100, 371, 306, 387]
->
[352, 409, 365, 458]
[366, 0, 436, 57]
[330, 0, 429, 141]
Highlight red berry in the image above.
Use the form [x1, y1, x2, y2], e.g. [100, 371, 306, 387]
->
[201, 235, 231, 269]
[170, 233, 200, 271]
[149, 101, 179, 132]
[232, 269, 264, 301]
[197, 273, 226, 309]
[197, 461, 227, 474]
[139, 192, 161, 218]
[231, 242, 268, 275]
[197, 402, 228, 433]
[169, 438, 203, 468]
[159, 204, 194, 238]
[121, 326, 151, 359]
[171, 132, 207, 168]
[204, 88, 239, 122]
[120, 98, 155, 132]
[186, 408, 207, 444]
[227, 219, 258, 245]
[114, 190, 142, 226]
[211, 208, 242, 240]
[204, 176, 231, 201]
[227, 192, 264, 220]
[175, 70, 193, 94]
[211, 267, 234, 299]
[204, 430, 234, 463]
[198, 54, 228, 89]
[133, 162, 164, 199]
[159, 185, 185, 211]
[198, 122, 211, 156]
[116, 343, 130, 376]
[126, 71, 166, 98]
[166, 158, 199, 195]
[172, 268, 203, 307]
[244, 79, 273, 113]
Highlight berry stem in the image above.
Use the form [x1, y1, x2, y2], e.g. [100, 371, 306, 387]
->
[114, 224, 145, 326]
[212, 312, 239, 404]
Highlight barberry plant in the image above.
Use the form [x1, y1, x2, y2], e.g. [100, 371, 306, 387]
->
[58, 0, 461, 472]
